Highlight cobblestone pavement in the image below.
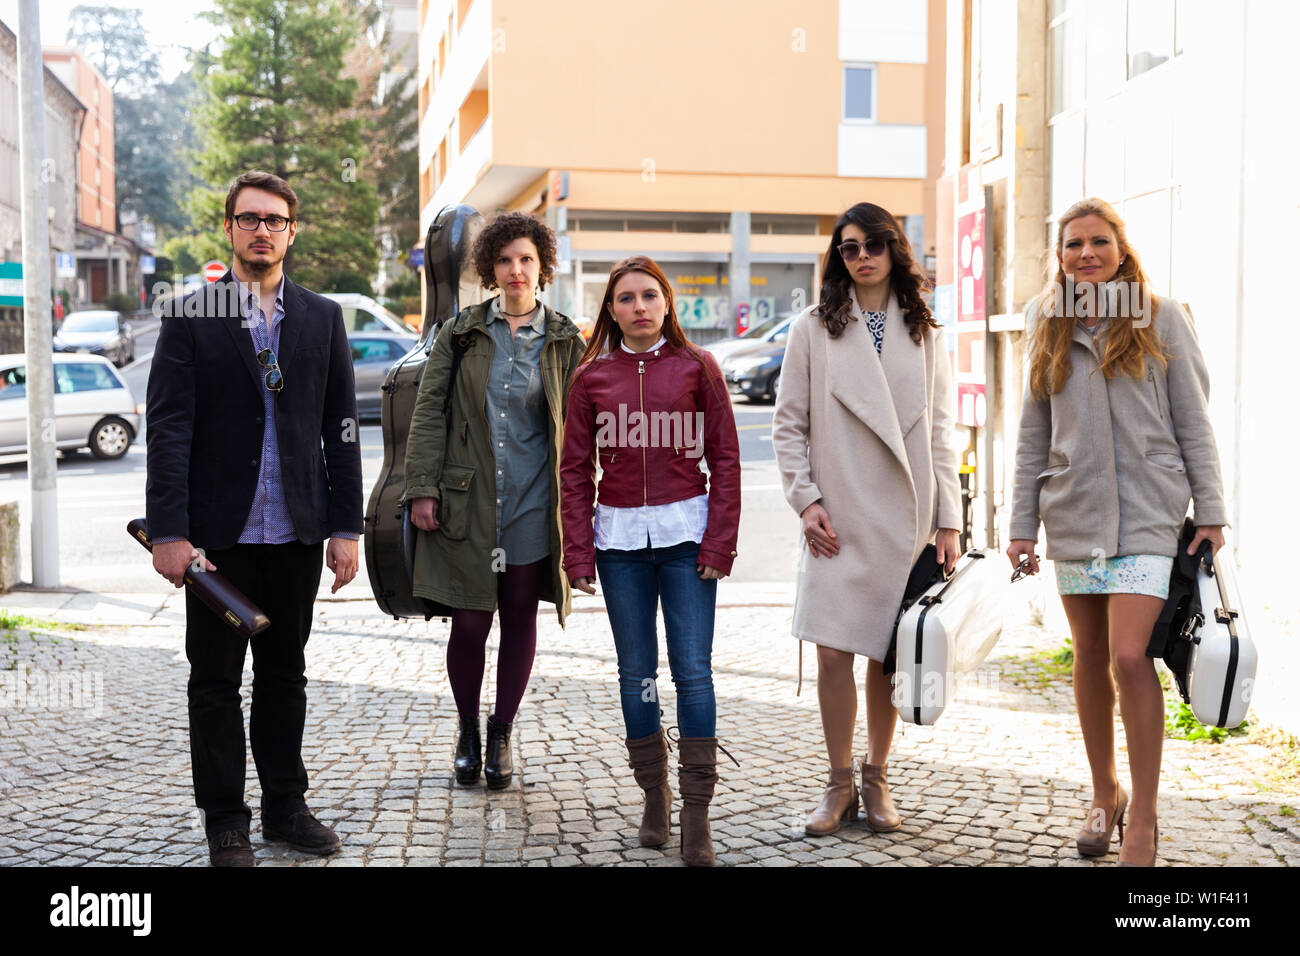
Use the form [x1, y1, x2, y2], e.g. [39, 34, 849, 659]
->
[1, 587, 1297, 867]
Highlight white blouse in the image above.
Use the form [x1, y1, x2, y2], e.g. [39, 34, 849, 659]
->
[593, 335, 710, 552]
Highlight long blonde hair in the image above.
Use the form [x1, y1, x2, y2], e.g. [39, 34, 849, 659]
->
[1027, 198, 1167, 400]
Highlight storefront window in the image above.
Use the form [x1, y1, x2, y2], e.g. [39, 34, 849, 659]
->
[1049, 114, 1085, 216]
[1128, 0, 1175, 79]
[1084, 0, 1127, 101]
[1048, 10, 1084, 116]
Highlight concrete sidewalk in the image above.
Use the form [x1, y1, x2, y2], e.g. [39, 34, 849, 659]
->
[0, 575, 1296, 867]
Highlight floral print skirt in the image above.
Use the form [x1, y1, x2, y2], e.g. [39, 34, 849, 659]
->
[1054, 554, 1173, 599]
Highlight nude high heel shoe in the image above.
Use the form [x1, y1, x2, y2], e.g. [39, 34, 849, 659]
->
[1117, 823, 1158, 867]
[1076, 786, 1128, 857]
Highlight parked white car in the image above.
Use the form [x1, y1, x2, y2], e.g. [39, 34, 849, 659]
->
[0, 353, 142, 460]
[323, 293, 413, 335]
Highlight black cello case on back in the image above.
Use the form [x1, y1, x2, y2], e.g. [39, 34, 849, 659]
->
[364, 203, 484, 619]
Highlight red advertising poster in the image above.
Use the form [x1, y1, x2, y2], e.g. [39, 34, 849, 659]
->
[957, 206, 986, 323]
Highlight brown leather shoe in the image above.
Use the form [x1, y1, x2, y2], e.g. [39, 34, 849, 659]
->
[805, 766, 859, 836]
[208, 829, 254, 867]
[1077, 786, 1128, 857]
[626, 728, 672, 847]
[677, 737, 717, 867]
[263, 809, 341, 856]
[860, 762, 901, 832]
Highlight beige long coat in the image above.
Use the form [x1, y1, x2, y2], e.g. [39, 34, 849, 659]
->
[772, 292, 962, 660]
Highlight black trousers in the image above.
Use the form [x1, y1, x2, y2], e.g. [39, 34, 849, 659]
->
[185, 540, 324, 836]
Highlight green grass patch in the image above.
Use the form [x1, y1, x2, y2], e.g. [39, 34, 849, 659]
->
[0, 610, 74, 633]
[1160, 671, 1249, 743]
[1, 607, 84, 670]
[1001, 639, 1075, 691]
[1049, 636, 1073, 669]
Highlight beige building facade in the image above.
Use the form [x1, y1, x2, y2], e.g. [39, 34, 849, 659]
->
[939, 0, 1298, 718]
[417, 0, 946, 336]
[0, 21, 83, 349]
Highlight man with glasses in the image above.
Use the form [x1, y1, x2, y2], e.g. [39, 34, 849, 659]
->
[146, 170, 362, 866]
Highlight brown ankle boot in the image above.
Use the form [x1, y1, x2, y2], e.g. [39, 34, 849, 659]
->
[677, 737, 717, 867]
[860, 762, 901, 832]
[805, 766, 859, 836]
[626, 728, 672, 848]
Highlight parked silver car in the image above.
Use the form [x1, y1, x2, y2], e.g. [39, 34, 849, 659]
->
[325, 294, 414, 335]
[53, 310, 136, 367]
[349, 331, 418, 421]
[0, 353, 142, 459]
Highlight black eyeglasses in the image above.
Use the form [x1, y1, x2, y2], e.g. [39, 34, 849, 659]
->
[256, 348, 284, 393]
[838, 238, 888, 262]
[234, 214, 293, 232]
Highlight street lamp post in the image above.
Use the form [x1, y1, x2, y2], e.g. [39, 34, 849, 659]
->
[17, 0, 60, 587]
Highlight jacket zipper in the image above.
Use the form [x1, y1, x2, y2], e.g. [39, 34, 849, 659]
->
[1148, 367, 1163, 421]
[638, 359, 647, 506]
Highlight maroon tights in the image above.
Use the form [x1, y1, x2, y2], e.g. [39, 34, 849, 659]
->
[447, 559, 547, 724]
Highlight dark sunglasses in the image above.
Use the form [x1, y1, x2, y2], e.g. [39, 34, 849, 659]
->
[256, 348, 284, 393]
[838, 238, 888, 261]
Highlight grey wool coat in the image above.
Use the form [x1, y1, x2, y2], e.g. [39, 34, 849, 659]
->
[1009, 295, 1228, 560]
[772, 293, 962, 660]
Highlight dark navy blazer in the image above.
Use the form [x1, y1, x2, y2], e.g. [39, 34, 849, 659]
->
[145, 271, 363, 550]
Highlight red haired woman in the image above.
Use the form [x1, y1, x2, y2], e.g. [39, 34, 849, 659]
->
[1008, 197, 1227, 866]
[560, 256, 741, 866]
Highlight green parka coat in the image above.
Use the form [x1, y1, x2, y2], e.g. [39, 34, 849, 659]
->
[403, 298, 585, 625]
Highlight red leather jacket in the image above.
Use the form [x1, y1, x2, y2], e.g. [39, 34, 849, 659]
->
[561, 342, 741, 579]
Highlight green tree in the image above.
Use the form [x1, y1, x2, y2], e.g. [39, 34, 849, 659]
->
[187, 0, 379, 291]
[347, 1, 420, 280]
[114, 70, 203, 239]
[67, 5, 160, 94]
[68, 5, 170, 233]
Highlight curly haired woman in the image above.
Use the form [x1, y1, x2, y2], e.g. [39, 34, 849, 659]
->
[404, 211, 586, 790]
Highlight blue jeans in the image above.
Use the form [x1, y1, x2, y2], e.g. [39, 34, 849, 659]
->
[595, 540, 718, 739]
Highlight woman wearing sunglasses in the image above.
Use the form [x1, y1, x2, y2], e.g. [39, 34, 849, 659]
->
[404, 212, 586, 791]
[560, 256, 740, 866]
[1007, 198, 1226, 866]
[772, 202, 961, 837]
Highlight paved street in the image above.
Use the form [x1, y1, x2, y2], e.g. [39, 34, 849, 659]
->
[1, 323, 1296, 868]
[1, 576, 1296, 867]
[0, 328, 792, 591]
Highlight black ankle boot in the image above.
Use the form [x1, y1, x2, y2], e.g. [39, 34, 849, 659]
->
[484, 715, 513, 790]
[454, 716, 481, 785]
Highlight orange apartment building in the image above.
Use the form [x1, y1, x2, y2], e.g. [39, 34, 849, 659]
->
[417, 0, 946, 336]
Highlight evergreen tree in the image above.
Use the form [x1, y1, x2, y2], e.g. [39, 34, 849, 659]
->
[184, 0, 379, 290]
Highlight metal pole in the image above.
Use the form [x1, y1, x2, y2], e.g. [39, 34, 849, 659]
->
[17, 0, 60, 587]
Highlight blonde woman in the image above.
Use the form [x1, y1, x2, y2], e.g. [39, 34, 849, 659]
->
[1007, 197, 1227, 866]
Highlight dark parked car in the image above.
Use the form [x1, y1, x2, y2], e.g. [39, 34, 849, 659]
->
[53, 310, 135, 367]
[720, 323, 790, 403]
[705, 312, 795, 366]
[349, 331, 418, 420]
